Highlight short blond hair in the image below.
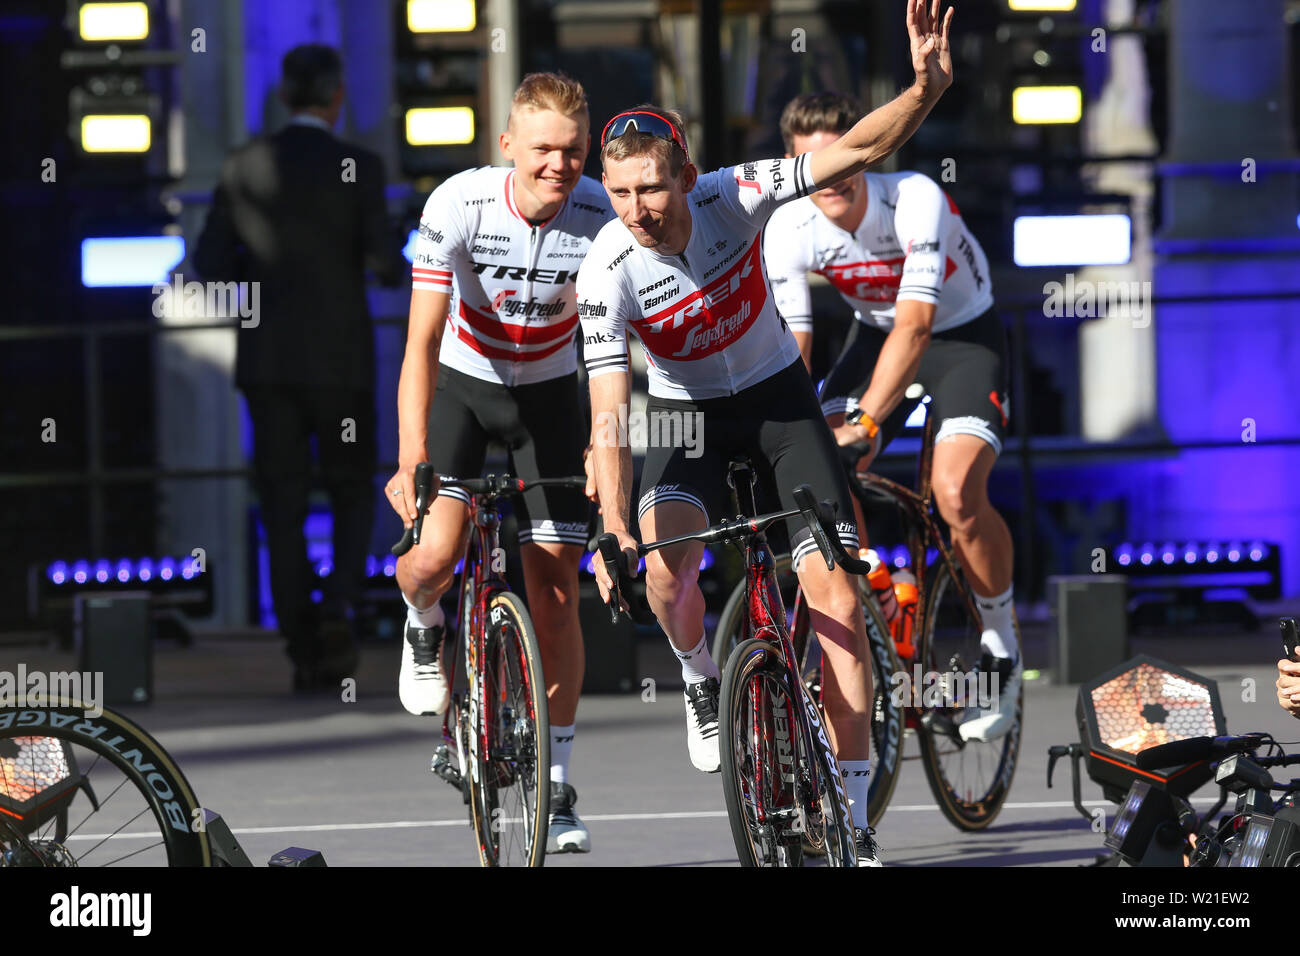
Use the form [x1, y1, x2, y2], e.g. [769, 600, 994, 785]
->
[508, 72, 589, 129]
[600, 104, 690, 177]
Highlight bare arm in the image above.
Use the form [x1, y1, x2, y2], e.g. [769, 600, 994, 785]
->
[794, 331, 813, 373]
[808, 0, 954, 189]
[589, 370, 639, 600]
[389, 288, 450, 525]
[853, 299, 934, 427]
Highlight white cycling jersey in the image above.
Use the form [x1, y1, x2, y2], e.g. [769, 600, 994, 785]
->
[411, 166, 613, 386]
[577, 154, 815, 400]
[763, 171, 993, 335]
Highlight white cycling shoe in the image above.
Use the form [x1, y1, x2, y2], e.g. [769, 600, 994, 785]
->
[957, 653, 1021, 742]
[399, 621, 448, 716]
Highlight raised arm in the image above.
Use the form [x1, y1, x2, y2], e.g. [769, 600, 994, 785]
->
[807, 0, 954, 189]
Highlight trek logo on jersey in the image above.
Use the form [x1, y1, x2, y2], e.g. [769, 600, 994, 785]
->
[638, 240, 766, 360]
[694, 192, 720, 208]
[957, 235, 986, 289]
[820, 258, 905, 302]
[469, 262, 575, 284]
[572, 201, 606, 214]
[607, 246, 634, 271]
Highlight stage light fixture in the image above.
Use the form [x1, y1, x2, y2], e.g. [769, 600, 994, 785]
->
[1012, 85, 1082, 124]
[407, 0, 475, 32]
[79, 113, 151, 152]
[1012, 214, 1131, 266]
[1077, 655, 1225, 802]
[81, 235, 184, 287]
[77, 2, 149, 42]
[405, 106, 475, 146]
[1008, 0, 1076, 10]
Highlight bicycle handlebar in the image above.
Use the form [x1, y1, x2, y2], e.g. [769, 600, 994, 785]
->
[390, 466, 587, 557]
[594, 483, 872, 624]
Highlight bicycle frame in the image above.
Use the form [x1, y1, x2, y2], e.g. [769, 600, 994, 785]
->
[729, 465, 848, 835]
[855, 409, 985, 664]
[441, 497, 528, 790]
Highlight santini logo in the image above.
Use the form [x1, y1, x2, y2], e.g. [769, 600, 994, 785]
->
[50, 887, 151, 936]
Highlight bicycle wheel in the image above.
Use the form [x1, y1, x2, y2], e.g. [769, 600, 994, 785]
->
[915, 559, 1022, 831]
[718, 638, 803, 867]
[0, 700, 211, 867]
[467, 590, 550, 867]
[713, 555, 903, 826]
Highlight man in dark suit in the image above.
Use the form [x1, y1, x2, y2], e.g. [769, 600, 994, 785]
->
[195, 44, 404, 691]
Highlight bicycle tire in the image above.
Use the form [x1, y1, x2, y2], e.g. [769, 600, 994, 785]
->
[713, 554, 903, 826]
[0, 699, 211, 867]
[467, 590, 550, 867]
[915, 559, 1023, 831]
[718, 638, 802, 867]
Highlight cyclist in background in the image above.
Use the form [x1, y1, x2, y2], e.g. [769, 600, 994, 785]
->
[764, 91, 1020, 741]
[583, 0, 955, 865]
[388, 72, 612, 854]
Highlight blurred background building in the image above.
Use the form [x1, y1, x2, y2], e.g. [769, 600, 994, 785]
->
[2, 0, 1297, 642]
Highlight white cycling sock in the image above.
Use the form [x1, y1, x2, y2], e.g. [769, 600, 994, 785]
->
[550, 724, 575, 785]
[673, 633, 719, 685]
[841, 760, 871, 830]
[403, 592, 444, 631]
[975, 585, 1017, 661]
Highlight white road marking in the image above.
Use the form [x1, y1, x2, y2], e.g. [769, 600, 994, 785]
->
[65, 796, 1223, 841]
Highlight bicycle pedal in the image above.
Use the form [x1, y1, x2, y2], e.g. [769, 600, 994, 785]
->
[919, 709, 964, 747]
[431, 745, 463, 789]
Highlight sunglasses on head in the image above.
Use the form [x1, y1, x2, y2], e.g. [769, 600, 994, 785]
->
[600, 110, 690, 158]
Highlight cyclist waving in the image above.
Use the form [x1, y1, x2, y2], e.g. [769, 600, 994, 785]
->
[390, 73, 612, 854]
[583, 0, 954, 866]
[764, 91, 1021, 741]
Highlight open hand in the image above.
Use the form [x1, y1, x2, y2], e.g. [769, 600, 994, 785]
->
[907, 0, 955, 99]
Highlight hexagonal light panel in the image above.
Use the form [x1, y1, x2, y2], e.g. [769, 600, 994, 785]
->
[1076, 655, 1225, 801]
[0, 736, 82, 833]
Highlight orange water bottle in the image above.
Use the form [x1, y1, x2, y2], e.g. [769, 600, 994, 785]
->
[863, 549, 900, 633]
[892, 568, 918, 660]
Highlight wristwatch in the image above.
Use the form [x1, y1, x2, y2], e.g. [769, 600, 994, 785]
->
[845, 405, 880, 438]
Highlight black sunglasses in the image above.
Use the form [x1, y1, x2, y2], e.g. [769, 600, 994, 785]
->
[600, 110, 690, 158]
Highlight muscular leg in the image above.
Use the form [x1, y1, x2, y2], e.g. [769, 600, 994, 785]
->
[796, 556, 871, 760]
[639, 501, 709, 654]
[519, 542, 584, 726]
[930, 435, 1012, 598]
[395, 494, 471, 611]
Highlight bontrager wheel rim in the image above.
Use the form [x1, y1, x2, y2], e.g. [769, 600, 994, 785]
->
[475, 593, 548, 866]
[917, 563, 1022, 830]
[720, 640, 802, 867]
[714, 556, 904, 829]
[0, 701, 210, 867]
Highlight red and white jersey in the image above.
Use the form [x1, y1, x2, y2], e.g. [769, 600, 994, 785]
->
[763, 171, 993, 334]
[412, 166, 613, 386]
[578, 155, 814, 400]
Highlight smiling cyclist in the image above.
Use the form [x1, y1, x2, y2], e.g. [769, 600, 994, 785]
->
[764, 90, 1021, 741]
[390, 72, 613, 855]
[582, 0, 955, 867]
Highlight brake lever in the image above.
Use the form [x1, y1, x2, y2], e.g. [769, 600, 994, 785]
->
[391, 462, 435, 557]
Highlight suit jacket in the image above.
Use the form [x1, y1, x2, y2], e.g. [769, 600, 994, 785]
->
[194, 122, 404, 391]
